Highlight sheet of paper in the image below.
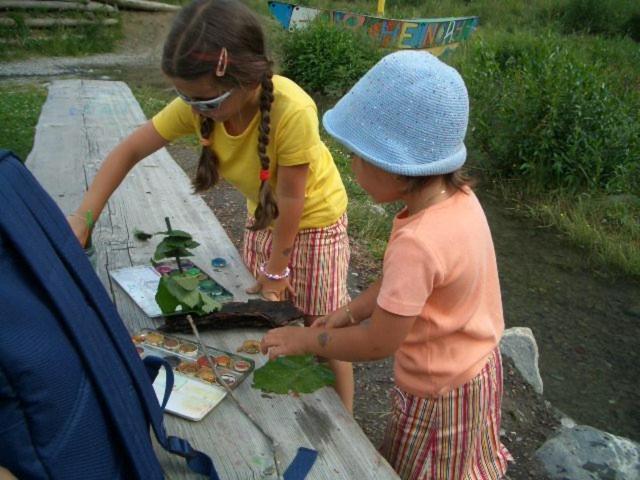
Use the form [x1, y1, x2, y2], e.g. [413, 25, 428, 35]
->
[109, 265, 163, 317]
[153, 368, 227, 421]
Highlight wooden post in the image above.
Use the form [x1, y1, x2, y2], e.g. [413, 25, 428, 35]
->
[376, 0, 385, 16]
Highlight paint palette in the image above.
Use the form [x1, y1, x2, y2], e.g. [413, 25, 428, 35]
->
[109, 259, 233, 318]
[133, 328, 254, 421]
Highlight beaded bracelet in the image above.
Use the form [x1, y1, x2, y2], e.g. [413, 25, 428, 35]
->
[259, 262, 290, 281]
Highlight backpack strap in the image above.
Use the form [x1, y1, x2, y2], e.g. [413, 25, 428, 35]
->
[143, 356, 220, 479]
[0, 151, 220, 480]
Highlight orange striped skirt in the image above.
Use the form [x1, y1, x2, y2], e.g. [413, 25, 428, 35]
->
[381, 348, 512, 480]
[242, 213, 350, 316]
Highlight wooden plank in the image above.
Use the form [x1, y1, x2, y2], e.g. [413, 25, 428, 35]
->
[0, 1, 117, 13]
[0, 17, 119, 27]
[26, 79, 399, 480]
[101, 0, 180, 12]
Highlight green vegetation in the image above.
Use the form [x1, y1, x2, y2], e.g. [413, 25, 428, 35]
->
[0, 12, 122, 62]
[4, 0, 638, 276]
[0, 84, 47, 160]
[279, 19, 383, 96]
[276, 0, 639, 276]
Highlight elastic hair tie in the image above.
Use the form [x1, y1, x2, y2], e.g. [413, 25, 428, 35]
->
[200, 138, 211, 147]
[190, 51, 216, 62]
[259, 169, 270, 181]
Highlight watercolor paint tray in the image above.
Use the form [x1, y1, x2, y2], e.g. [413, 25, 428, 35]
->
[110, 259, 233, 318]
[133, 328, 254, 421]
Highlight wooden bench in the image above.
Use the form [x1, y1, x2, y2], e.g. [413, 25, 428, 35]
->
[26, 79, 399, 479]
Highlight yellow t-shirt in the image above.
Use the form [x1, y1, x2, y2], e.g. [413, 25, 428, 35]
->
[152, 75, 347, 229]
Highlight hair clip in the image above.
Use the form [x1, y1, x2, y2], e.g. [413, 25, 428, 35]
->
[259, 169, 270, 181]
[200, 138, 211, 147]
[216, 47, 228, 77]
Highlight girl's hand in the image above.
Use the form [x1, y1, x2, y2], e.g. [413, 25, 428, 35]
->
[311, 306, 352, 329]
[67, 213, 90, 247]
[246, 273, 295, 301]
[260, 326, 310, 360]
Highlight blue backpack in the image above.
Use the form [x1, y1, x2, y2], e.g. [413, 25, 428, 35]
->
[0, 150, 219, 479]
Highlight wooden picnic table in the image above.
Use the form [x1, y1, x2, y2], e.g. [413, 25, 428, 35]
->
[26, 79, 399, 480]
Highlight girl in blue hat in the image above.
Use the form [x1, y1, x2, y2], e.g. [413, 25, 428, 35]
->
[67, 0, 354, 411]
[262, 51, 512, 479]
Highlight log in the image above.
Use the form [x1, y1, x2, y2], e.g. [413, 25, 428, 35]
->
[160, 299, 305, 333]
[0, 1, 117, 13]
[100, 0, 179, 12]
[0, 17, 118, 27]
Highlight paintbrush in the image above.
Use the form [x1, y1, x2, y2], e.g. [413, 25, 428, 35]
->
[186, 315, 283, 479]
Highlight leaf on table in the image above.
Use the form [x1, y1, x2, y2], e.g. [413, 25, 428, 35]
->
[155, 276, 183, 314]
[199, 293, 221, 314]
[159, 229, 193, 239]
[252, 355, 335, 394]
[173, 274, 200, 291]
[133, 228, 153, 241]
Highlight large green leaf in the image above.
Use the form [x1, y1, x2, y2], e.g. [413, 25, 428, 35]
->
[155, 276, 184, 314]
[155, 274, 222, 316]
[173, 274, 199, 291]
[153, 242, 194, 261]
[252, 355, 335, 394]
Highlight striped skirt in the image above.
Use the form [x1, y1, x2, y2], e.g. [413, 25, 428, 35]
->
[242, 213, 350, 316]
[380, 348, 512, 480]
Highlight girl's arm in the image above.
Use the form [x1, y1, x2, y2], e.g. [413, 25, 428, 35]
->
[261, 304, 416, 362]
[248, 163, 308, 299]
[312, 279, 382, 328]
[68, 121, 168, 245]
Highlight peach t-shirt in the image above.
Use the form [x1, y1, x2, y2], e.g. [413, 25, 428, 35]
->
[377, 187, 504, 398]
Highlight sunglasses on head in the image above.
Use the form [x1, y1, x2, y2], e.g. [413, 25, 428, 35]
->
[175, 88, 232, 111]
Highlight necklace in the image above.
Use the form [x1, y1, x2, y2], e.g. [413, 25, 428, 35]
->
[406, 187, 448, 216]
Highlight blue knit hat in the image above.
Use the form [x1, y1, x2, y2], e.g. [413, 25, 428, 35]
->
[323, 51, 469, 176]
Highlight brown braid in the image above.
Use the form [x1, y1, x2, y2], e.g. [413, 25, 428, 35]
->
[250, 71, 278, 230]
[193, 117, 220, 192]
[161, 0, 276, 219]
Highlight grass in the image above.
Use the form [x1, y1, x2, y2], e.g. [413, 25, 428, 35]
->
[529, 194, 640, 278]
[0, 84, 47, 161]
[0, 12, 123, 62]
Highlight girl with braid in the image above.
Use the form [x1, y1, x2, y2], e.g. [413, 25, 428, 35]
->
[67, 0, 354, 411]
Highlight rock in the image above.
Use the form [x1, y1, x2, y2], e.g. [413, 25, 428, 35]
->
[536, 425, 640, 480]
[500, 327, 544, 395]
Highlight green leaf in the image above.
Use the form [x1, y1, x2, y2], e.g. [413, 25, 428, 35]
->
[252, 355, 335, 394]
[133, 228, 153, 241]
[160, 229, 192, 239]
[153, 237, 197, 261]
[165, 276, 200, 308]
[155, 276, 183, 314]
[199, 293, 221, 313]
[173, 274, 200, 291]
